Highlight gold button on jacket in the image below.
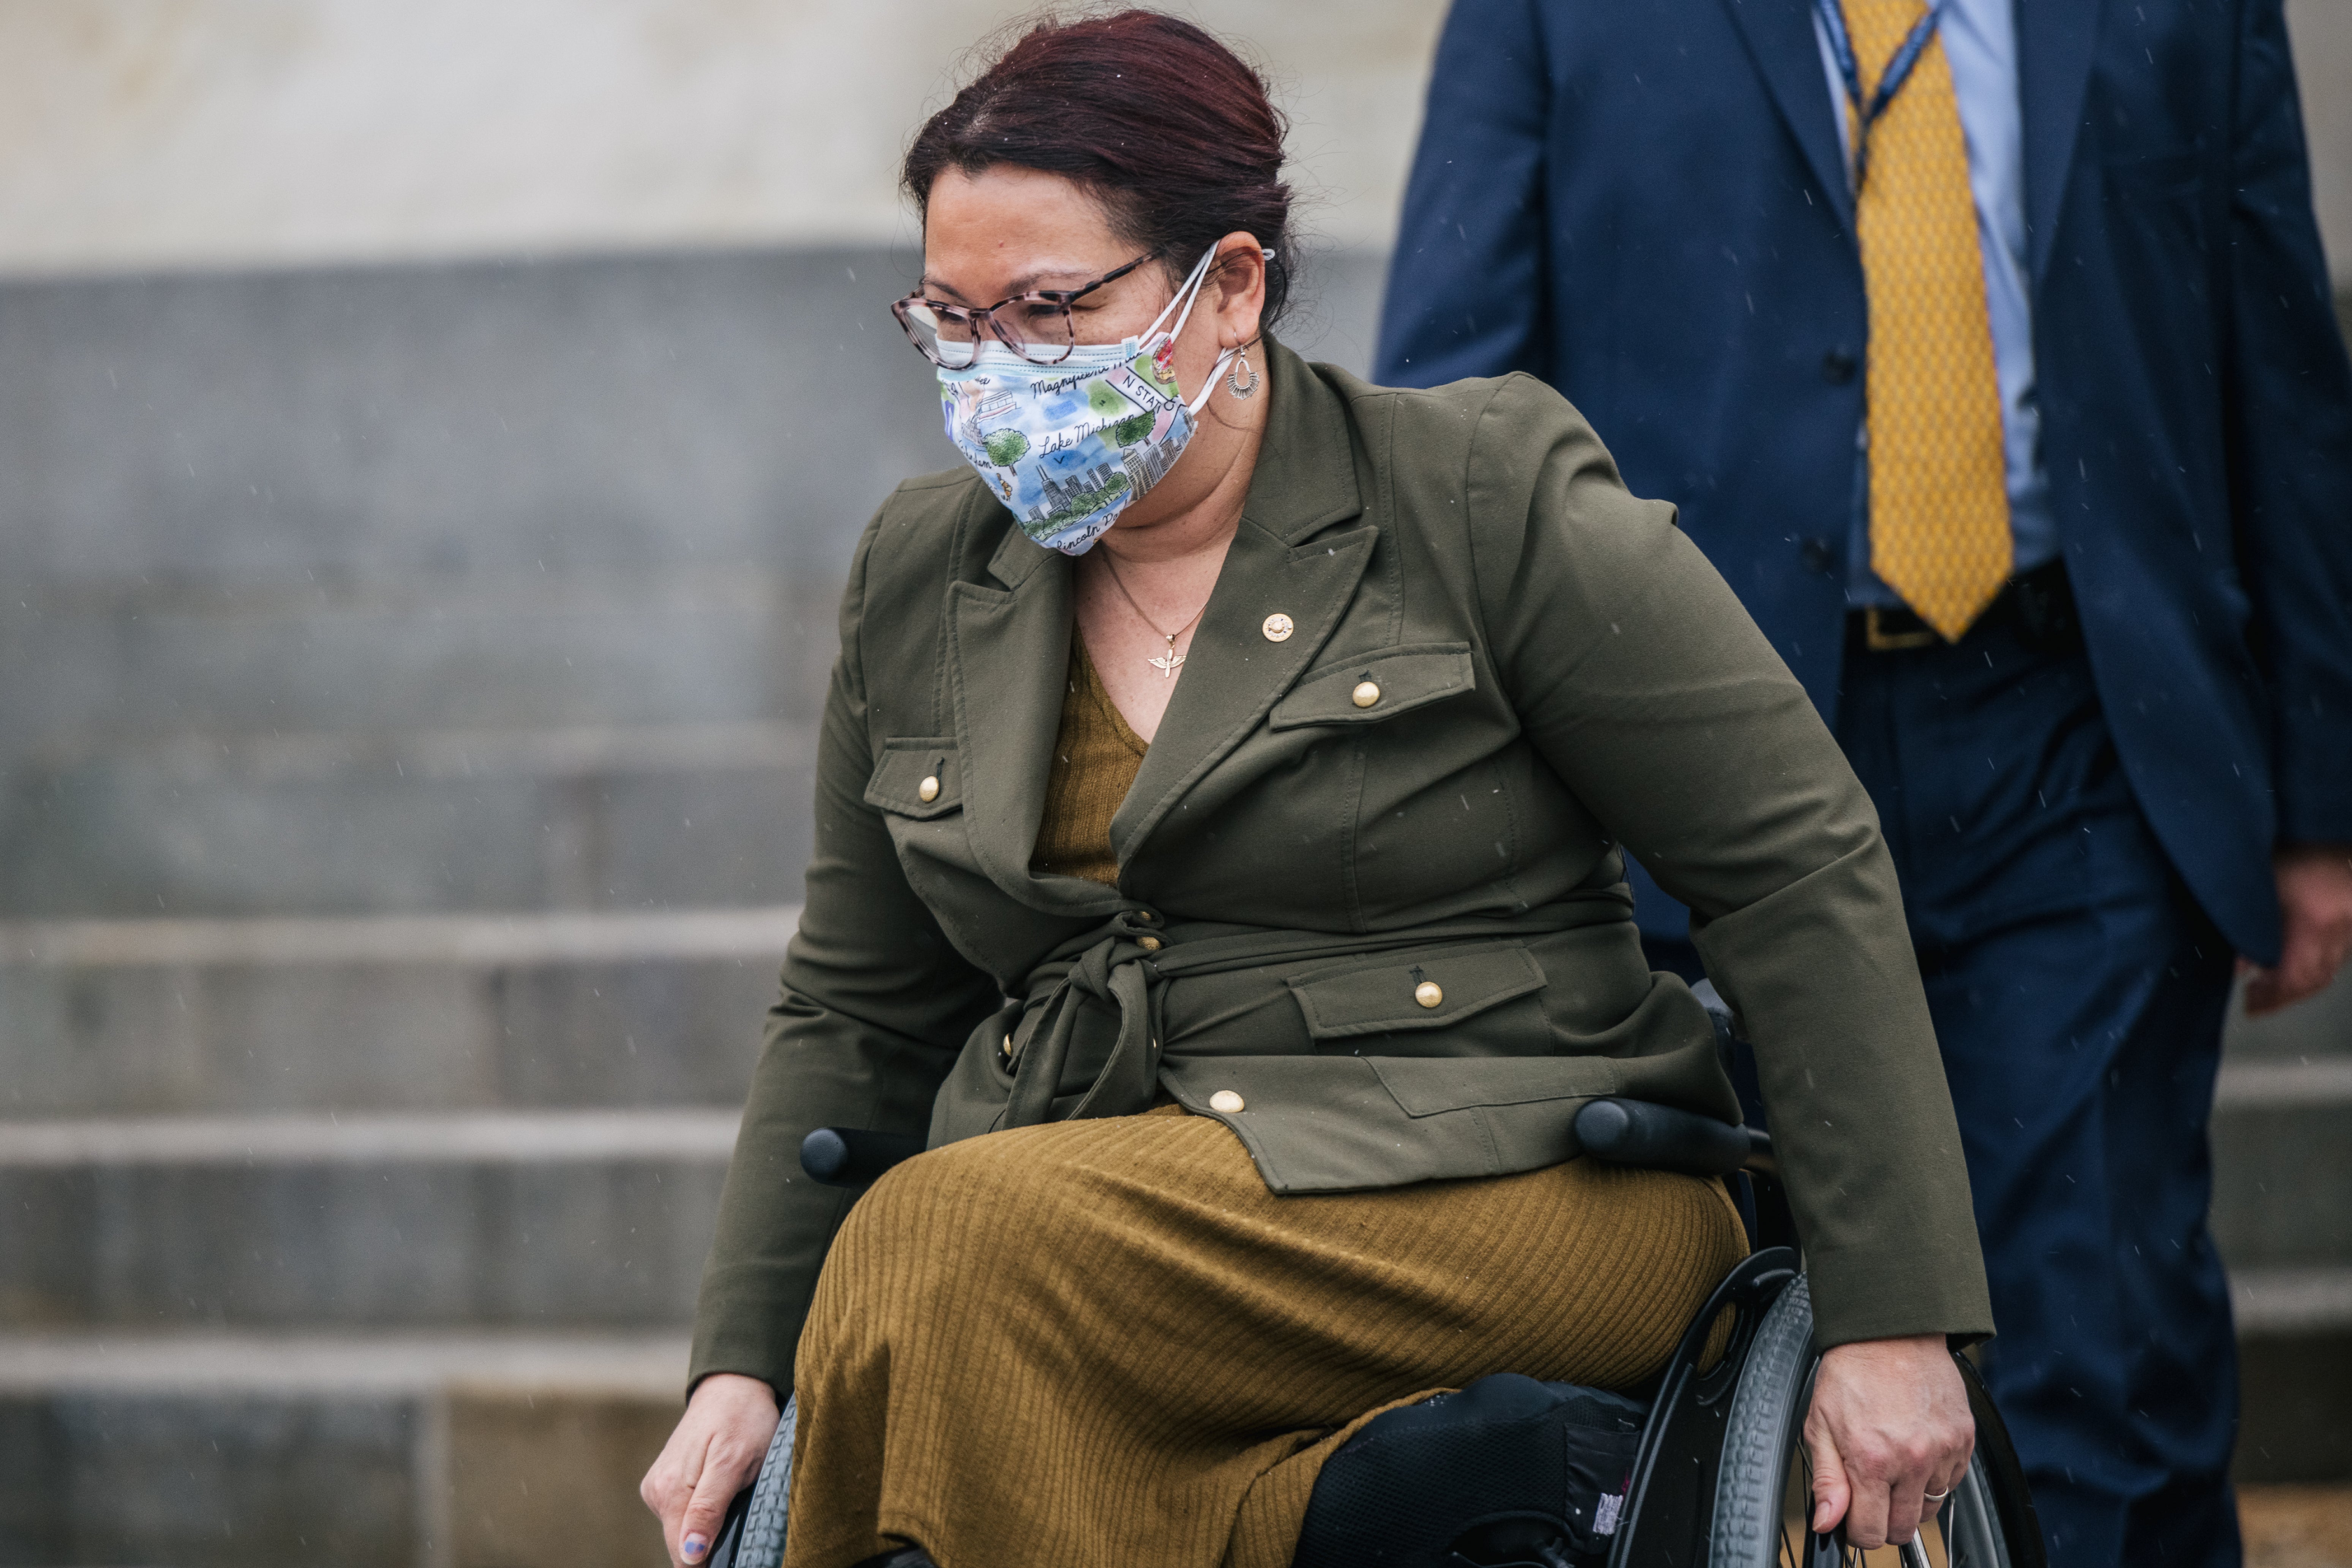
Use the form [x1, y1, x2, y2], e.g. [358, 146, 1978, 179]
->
[691, 336, 1992, 1393]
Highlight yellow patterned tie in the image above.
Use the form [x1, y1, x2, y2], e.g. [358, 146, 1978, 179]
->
[1846, 0, 2011, 641]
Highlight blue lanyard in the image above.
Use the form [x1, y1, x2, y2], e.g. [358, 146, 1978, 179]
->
[1814, 0, 1945, 192]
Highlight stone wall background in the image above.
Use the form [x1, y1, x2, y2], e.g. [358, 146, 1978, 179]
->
[0, 0, 1449, 274]
[0, 4, 2346, 1565]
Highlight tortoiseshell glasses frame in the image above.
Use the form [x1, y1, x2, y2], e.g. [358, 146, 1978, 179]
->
[889, 252, 1160, 369]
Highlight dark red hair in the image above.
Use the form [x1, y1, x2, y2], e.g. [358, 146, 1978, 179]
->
[902, 9, 1297, 329]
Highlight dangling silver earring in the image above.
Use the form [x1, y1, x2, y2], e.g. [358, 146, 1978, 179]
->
[1225, 347, 1260, 400]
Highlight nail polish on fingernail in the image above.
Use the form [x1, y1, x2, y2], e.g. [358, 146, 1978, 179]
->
[683, 1535, 709, 1563]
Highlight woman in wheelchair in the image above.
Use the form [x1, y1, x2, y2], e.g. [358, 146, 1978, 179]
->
[643, 12, 1998, 1567]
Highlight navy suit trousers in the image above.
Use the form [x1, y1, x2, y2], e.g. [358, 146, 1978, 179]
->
[1652, 608, 2241, 1565]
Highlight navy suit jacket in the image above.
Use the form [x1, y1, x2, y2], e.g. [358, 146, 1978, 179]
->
[1376, 0, 2352, 961]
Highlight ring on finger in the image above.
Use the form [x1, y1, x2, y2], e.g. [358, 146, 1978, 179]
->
[1923, 1487, 1951, 1502]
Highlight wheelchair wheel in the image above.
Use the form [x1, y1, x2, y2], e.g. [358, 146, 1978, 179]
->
[1707, 1280, 2044, 1568]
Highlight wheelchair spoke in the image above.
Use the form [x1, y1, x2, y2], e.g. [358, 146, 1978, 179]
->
[1773, 1431, 1965, 1568]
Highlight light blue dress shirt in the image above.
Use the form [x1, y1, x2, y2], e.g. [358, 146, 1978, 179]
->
[1814, 0, 2057, 609]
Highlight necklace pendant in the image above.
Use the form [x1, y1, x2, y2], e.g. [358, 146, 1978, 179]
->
[1148, 648, 1185, 678]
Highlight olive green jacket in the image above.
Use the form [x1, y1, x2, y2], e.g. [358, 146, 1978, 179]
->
[690, 340, 1992, 1395]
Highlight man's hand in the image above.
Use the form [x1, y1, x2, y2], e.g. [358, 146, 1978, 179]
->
[2242, 844, 2352, 1016]
[1803, 1334, 1975, 1549]
[641, 1373, 782, 1566]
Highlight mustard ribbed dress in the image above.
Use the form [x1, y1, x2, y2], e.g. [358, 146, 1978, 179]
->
[783, 640, 1748, 1568]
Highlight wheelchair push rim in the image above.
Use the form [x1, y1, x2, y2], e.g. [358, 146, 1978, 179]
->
[1702, 1279, 2046, 1568]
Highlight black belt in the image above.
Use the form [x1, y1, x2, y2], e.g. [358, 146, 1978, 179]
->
[1850, 561, 2076, 653]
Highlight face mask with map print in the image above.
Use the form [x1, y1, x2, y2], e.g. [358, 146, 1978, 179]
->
[935, 245, 1252, 555]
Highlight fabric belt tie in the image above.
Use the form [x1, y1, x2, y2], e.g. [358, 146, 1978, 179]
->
[1002, 914, 1166, 1129]
[993, 906, 1606, 1133]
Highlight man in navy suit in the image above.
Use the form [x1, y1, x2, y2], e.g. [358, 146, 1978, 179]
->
[1377, 0, 2352, 1560]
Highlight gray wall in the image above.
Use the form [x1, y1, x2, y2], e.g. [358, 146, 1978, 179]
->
[0, 246, 1386, 920]
[0, 243, 1388, 600]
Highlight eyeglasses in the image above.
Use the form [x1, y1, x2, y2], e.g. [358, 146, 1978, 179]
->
[890, 253, 1159, 369]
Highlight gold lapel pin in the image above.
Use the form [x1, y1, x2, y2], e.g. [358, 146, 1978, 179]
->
[1261, 613, 1295, 642]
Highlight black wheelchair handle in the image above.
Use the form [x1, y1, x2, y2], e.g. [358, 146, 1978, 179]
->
[800, 1126, 927, 1187]
[1573, 1096, 1761, 1178]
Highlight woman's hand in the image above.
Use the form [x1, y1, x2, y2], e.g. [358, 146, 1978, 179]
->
[641, 1372, 782, 1565]
[1802, 1334, 1974, 1549]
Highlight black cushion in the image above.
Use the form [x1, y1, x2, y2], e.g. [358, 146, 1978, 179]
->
[1293, 1375, 1649, 1568]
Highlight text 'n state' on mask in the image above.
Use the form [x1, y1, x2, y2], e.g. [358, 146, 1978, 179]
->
[935, 244, 1268, 556]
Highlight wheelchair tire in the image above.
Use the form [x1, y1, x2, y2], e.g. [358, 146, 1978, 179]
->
[1707, 1280, 2044, 1568]
[1708, 1273, 1817, 1566]
[710, 1393, 795, 1568]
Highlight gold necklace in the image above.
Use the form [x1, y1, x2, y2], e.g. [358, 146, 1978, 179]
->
[1099, 553, 1210, 678]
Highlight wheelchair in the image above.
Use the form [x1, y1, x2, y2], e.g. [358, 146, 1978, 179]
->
[710, 994, 2044, 1568]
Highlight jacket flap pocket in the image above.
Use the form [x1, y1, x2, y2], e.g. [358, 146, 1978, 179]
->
[1369, 1054, 1621, 1117]
[1289, 944, 1544, 1038]
[864, 737, 962, 819]
[1268, 643, 1475, 730]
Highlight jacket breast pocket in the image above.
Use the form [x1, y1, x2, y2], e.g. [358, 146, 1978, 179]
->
[1268, 643, 1475, 731]
[1287, 942, 1547, 1058]
[865, 737, 963, 819]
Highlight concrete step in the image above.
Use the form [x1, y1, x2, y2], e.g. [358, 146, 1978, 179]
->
[0, 245, 1381, 599]
[0, 1085, 2328, 1330]
[2197, 1003, 2352, 1483]
[0, 1298, 2337, 1568]
[0, 574, 832, 773]
[0, 907, 797, 1114]
[0, 722, 815, 916]
[4, 910, 2333, 1234]
[0, 1328, 685, 1568]
[2211, 1055, 2352, 1271]
[0, 1111, 735, 1329]
[2233, 1267, 2352, 1484]
[0, 247, 944, 590]
[2224, 967, 2352, 1061]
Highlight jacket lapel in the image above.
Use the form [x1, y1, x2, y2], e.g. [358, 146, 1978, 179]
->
[1720, 0, 1854, 229]
[2017, 0, 2103, 291]
[1110, 341, 1374, 864]
[948, 517, 1087, 907]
